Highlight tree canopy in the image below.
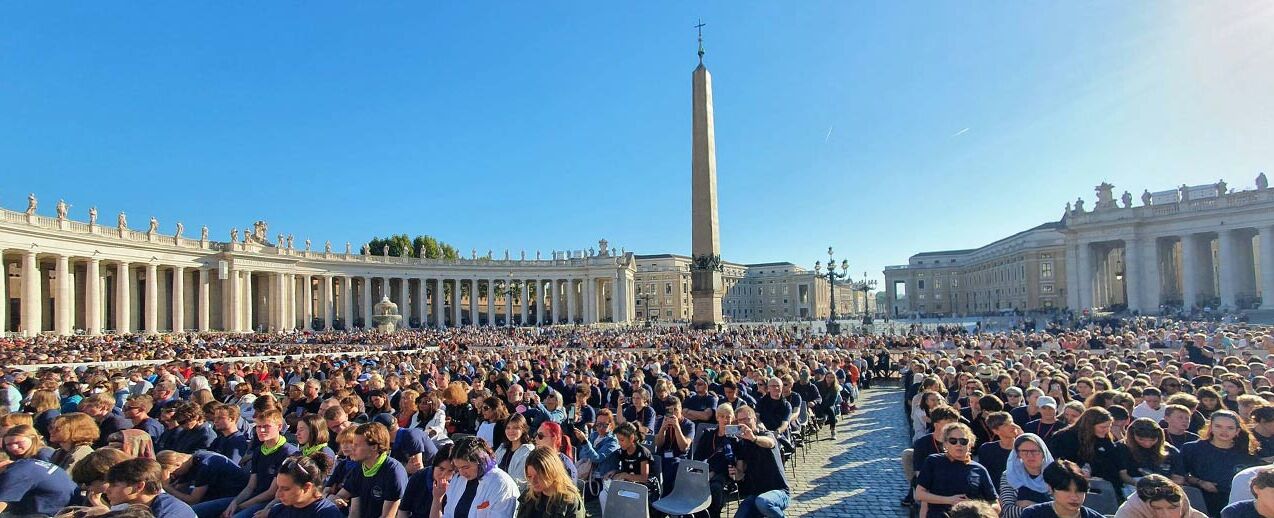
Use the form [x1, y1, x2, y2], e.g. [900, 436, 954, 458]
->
[364, 234, 460, 259]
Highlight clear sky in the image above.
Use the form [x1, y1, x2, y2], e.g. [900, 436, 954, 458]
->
[2, 3, 1272, 285]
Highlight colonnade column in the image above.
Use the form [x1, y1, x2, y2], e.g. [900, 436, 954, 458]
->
[433, 279, 445, 328]
[611, 275, 621, 323]
[548, 280, 559, 324]
[342, 276, 354, 329]
[172, 266, 185, 332]
[566, 279, 577, 324]
[519, 281, 529, 325]
[55, 255, 71, 335]
[1142, 238, 1162, 314]
[486, 280, 495, 326]
[399, 279, 411, 328]
[1218, 230, 1239, 310]
[226, 269, 241, 332]
[504, 281, 514, 326]
[1260, 226, 1274, 310]
[1123, 238, 1143, 313]
[535, 279, 545, 325]
[415, 278, 427, 328]
[243, 271, 254, 332]
[361, 277, 372, 328]
[197, 268, 210, 332]
[1180, 234, 1200, 310]
[451, 279, 462, 326]
[85, 259, 101, 335]
[302, 275, 313, 331]
[1075, 244, 1092, 312]
[583, 277, 596, 324]
[144, 263, 158, 334]
[20, 251, 41, 337]
[321, 276, 333, 330]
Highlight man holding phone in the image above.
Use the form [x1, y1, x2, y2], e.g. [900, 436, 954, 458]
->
[653, 397, 695, 496]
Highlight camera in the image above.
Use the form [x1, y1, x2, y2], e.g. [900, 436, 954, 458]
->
[724, 425, 741, 437]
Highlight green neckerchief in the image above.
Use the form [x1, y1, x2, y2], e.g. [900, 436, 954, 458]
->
[260, 436, 287, 456]
[362, 452, 389, 478]
[302, 443, 326, 457]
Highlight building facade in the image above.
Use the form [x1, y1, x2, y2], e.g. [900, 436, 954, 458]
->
[634, 255, 835, 321]
[883, 222, 1068, 317]
[1064, 178, 1273, 313]
[884, 176, 1274, 317]
[0, 199, 637, 336]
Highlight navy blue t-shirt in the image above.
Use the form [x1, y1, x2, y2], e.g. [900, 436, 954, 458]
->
[342, 456, 408, 518]
[149, 492, 198, 518]
[250, 440, 301, 495]
[975, 441, 1012, 488]
[684, 393, 719, 423]
[392, 428, 437, 467]
[328, 458, 357, 490]
[915, 454, 996, 518]
[190, 451, 250, 500]
[0, 459, 77, 515]
[1179, 440, 1260, 492]
[210, 431, 252, 465]
[267, 497, 344, 518]
[1020, 502, 1104, 518]
[134, 417, 166, 443]
[1118, 444, 1181, 478]
[172, 424, 217, 453]
[1222, 500, 1262, 518]
[400, 466, 436, 518]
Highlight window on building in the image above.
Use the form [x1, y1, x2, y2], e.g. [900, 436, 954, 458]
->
[1041, 262, 1054, 280]
[918, 280, 925, 290]
[1041, 284, 1054, 293]
[665, 283, 672, 294]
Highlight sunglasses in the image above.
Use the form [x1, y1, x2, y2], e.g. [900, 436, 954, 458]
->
[946, 437, 971, 446]
[1137, 485, 1182, 502]
[536, 432, 550, 440]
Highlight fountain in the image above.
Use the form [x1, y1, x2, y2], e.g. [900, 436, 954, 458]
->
[371, 296, 402, 332]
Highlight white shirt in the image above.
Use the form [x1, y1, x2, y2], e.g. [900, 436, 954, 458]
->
[1131, 401, 1165, 422]
[441, 468, 519, 518]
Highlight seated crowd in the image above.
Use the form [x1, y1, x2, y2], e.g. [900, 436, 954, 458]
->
[900, 319, 1274, 518]
[0, 332, 868, 518]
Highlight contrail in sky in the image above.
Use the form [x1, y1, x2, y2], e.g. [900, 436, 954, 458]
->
[824, 126, 834, 142]
[951, 127, 970, 137]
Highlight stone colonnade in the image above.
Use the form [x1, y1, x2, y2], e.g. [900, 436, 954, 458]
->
[0, 207, 636, 336]
[0, 253, 634, 335]
[1068, 225, 1274, 312]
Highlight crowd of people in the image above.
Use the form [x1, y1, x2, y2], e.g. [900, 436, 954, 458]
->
[2, 314, 1274, 518]
[900, 316, 1274, 518]
[0, 325, 870, 518]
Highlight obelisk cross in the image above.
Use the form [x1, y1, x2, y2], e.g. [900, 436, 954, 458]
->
[695, 19, 706, 63]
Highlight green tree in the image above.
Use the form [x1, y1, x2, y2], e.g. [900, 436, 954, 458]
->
[365, 233, 459, 259]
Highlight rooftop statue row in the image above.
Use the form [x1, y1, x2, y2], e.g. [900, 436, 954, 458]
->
[4, 195, 628, 265]
[1065, 172, 1268, 218]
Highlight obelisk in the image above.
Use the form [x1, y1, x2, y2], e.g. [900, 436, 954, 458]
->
[690, 21, 724, 330]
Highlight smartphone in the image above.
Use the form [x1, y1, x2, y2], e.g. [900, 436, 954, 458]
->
[725, 425, 741, 437]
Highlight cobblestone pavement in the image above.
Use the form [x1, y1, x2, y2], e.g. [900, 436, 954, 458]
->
[584, 381, 912, 517]
[784, 381, 910, 518]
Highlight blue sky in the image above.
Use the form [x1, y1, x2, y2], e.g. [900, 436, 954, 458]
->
[2, 3, 1272, 284]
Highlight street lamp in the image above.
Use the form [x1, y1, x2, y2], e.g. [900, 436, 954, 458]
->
[814, 247, 850, 335]
[849, 271, 878, 325]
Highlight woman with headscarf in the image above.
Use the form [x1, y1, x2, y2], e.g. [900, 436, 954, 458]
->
[1114, 475, 1205, 518]
[999, 433, 1056, 518]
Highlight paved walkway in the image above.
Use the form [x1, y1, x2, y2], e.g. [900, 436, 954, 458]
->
[584, 381, 912, 517]
[785, 381, 911, 518]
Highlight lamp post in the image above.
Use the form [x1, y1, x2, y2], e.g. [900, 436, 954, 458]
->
[849, 271, 877, 325]
[814, 247, 850, 335]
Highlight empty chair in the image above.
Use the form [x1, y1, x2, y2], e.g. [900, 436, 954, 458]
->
[652, 460, 712, 517]
[1085, 478, 1120, 516]
[604, 480, 650, 518]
